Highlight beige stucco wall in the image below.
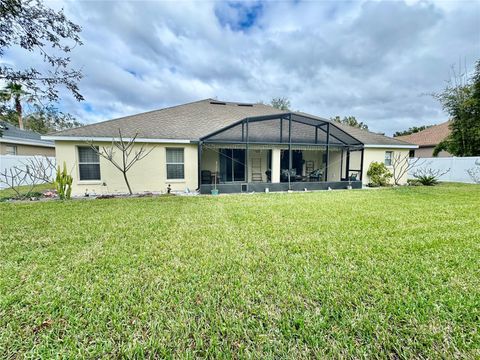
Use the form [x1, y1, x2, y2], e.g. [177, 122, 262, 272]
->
[56, 141, 413, 195]
[413, 146, 450, 158]
[0, 142, 55, 156]
[55, 141, 198, 196]
[362, 148, 411, 185]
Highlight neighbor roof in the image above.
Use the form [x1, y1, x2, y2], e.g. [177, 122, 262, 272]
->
[46, 99, 415, 147]
[293, 111, 414, 148]
[0, 120, 54, 147]
[395, 121, 451, 147]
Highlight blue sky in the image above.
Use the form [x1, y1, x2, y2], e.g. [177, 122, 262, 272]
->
[5, 0, 480, 135]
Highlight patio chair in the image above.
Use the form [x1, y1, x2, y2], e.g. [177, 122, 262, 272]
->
[309, 169, 323, 182]
[201, 170, 212, 184]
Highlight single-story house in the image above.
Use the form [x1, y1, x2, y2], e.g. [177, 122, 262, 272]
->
[0, 120, 55, 156]
[396, 121, 451, 158]
[43, 99, 417, 195]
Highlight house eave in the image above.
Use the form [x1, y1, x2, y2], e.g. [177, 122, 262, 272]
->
[42, 135, 192, 144]
[0, 137, 55, 148]
[363, 144, 419, 149]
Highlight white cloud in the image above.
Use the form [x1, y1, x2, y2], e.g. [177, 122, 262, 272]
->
[5, 0, 480, 135]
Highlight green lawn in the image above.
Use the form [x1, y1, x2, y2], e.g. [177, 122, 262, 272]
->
[1, 184, 479, 358]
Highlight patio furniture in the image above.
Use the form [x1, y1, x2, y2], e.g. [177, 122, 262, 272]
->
[309, 169, 323, 182]
[211, 172, 220, 184]
[201, 170, 212, 184]
[281, 168, 298, 182]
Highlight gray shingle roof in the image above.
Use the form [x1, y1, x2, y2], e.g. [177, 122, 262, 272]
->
[331, 122, 415, 147]
[52, 99, 287, 140]
[0, 120, 54, 146]
[50, 99, 415, 147]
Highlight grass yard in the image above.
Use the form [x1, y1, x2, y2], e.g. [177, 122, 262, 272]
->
[1, 184, 479, 358]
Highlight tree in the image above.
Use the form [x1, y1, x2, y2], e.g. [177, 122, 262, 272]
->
[432, 60, 480, 156]
[390, 152, 424, 186]
[393, 125, 432, 137]
[0, 97, 82, 133]
[0, 0, 83, 102]
[271, 97, 291, 111]
[0, 82, 28, 128]
[331, 116, 369, 130]
[88, 130, 154, 195]
[24, 104, 82, 134]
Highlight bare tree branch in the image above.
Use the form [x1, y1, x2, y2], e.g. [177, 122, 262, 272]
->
[0, 156, 55, 198]
[466, 159, 480, 184]
[87, 130, 155, 195]
[390, 152, 426, 186]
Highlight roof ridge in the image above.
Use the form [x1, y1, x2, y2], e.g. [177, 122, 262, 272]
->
[51, 98, 215, 136]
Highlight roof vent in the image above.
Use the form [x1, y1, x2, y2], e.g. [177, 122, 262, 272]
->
[237, 103, 253, 107]
[210, 101, 227, 105]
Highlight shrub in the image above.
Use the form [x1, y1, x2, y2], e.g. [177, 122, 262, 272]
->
[54, 162, 73, 200]
[367, 162, 392, 187]
[413, 168, 449, 186]
[414, 174, 439, 186]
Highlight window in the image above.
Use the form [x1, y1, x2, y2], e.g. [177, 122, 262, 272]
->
[409, 150, 415, 158]
[166, 148, 184, 180]
[5, 145, 17, 155]
[385, 151, 393, 166]
[78, 146, 100, 180]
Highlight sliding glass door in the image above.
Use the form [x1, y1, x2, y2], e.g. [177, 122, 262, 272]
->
[219, 149, 245, 182]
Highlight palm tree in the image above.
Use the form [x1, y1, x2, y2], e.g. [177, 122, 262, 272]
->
[0, 83, 26, 129]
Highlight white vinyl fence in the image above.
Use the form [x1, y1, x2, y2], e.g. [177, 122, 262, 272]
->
[0, 155, 56, 189]
[408, 156, 480, 184]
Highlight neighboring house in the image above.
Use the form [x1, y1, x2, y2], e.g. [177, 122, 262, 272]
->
[0, 121, 55, 156]
[43, 99, 417, 195]
[396, 121, 451, 158]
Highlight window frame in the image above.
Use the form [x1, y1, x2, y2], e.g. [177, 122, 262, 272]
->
[384, 151, 393, 166]
[77, 146, 101, 182]
[166, 147, 185, 181]
[5, 145, 17, 155]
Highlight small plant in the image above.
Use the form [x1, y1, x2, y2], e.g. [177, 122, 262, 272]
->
[367, 162, 392, 187]
[407, 179, 422, 186]
[413, 168, 450, 186]
[54, 162, 73, 200]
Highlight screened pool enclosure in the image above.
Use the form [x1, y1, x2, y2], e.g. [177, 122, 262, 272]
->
[198, 113, 365, 194]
